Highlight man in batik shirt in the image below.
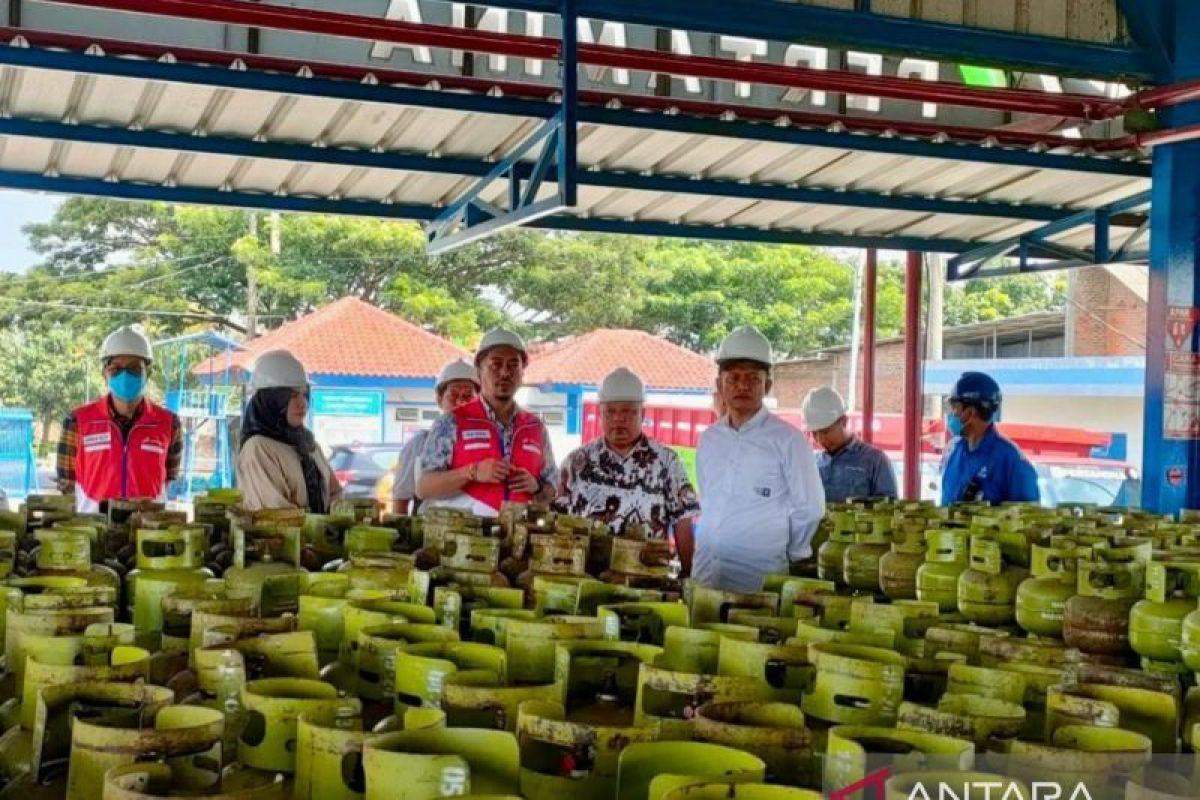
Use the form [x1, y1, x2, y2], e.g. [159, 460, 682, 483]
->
[555, 368, 700, 571]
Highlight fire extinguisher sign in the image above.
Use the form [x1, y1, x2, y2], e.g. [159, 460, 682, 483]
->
[1164, 307, 1200, 440]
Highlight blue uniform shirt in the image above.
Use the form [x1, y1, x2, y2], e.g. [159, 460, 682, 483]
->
[940, 425, 1040, 505]
[816, 436, 898, 503]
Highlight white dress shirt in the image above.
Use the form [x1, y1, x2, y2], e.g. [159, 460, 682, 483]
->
[694, 406, 826, 592]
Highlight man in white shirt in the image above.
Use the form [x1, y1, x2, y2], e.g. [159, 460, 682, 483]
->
[692, 326, 826, 592]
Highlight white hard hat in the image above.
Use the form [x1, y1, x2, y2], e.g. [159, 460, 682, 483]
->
[100, 325, 153, 364]
[598, 367, 646, 403]
[249, 349, 309, 393]
[437, 358, 480, 390]
[716, 325, 773, 368]
[802, 386, 847, 432]
[475, 328, 528, 365]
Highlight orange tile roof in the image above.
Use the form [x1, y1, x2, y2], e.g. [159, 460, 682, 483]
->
[193, 296, 467, 381]
[524, 329, 715, 392]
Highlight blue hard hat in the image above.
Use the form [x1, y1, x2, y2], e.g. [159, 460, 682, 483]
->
[949, 371, 1002, 414]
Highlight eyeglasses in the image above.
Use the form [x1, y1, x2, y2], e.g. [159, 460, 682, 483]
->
[104, 362, 146, 377]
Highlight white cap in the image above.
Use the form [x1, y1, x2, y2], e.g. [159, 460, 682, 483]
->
[437, 358, 480, 390]
[475, 328, 528, 365]
[802, 386, 847, 431]
[716, 325, 773, 367]
[598, 368, 646, 403]
[249, 350, 309, 393]
[100, 325, 153, 364]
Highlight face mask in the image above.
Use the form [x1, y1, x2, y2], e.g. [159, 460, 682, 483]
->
[947, 412, 965, 438]
[108, 370, 147, 404]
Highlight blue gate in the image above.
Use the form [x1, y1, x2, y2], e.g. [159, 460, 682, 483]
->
[0, 409, 36, 501]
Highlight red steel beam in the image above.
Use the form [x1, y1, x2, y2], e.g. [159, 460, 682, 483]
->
[902, 251, 923, 502]
[0, 27, 1135, 155]
[861, 249, 878, 447]
[41, 0, 1127, 120]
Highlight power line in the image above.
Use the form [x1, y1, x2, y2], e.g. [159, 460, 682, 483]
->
[0, 298, 287, 330]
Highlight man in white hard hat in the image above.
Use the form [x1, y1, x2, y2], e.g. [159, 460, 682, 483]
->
[555, 368, 699, 544]
[56, 325, 183, 512]
[803, 386, 897, 503]
[237, 349, 342, 512]
[392, 359, 480, 515]
[417, 328, 556, 517]
[693, 326, 825, 591]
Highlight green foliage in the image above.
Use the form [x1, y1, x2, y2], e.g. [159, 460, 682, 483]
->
[0, 197, 1069, 433]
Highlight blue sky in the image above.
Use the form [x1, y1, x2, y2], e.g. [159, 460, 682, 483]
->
[0, 190, 64, 273]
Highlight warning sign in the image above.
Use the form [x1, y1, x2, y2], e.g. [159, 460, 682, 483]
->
[1168, 467, 1185, 488]
[1166, 307, 1200, 440]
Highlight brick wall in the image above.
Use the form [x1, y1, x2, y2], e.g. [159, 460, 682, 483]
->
[1070, 266, 1146, 357]
[774, 340, 908, 412]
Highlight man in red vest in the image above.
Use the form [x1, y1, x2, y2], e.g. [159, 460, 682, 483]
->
[56, 325, 182, 512]
[417, 328, 556, 517]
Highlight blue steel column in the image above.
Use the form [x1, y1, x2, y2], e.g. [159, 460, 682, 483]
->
[1142, 0, 1200, 514]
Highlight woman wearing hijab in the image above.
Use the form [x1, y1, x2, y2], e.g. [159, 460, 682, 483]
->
[236, 349, 342, 512]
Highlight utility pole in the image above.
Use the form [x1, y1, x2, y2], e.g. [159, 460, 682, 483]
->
[246, 212, 259, 340]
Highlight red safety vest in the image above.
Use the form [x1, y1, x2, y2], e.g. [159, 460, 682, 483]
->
[73, 396, 176, 512]
[450, 396, 545, 512]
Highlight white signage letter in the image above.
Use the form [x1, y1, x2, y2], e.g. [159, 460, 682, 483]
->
[846, 51, 884, 112]
[781, 44, 829, 106]
[897, 57, 939, 118]
[451, 4, 510, 72]
[525, 12, 546, 77]
[371, 0, 431, 63]
[577, 18, 631, 85]
[719, 36, 768, 99]
[647, 30, 702, 94]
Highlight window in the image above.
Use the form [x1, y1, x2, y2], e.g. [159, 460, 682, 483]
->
[396, 407, 421, 422]
[539, 411, 566, 426]
[421, 409, 442, 422]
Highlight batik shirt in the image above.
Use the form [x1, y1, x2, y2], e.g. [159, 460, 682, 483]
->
[554, 435, 699, 539]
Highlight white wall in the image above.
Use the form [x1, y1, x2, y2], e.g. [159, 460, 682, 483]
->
[384, 386, 439, 444]
[1002, 395, 1145, 468]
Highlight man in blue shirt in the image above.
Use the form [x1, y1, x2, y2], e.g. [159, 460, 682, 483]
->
[803, 386, 897, 502]
[940, 371, 1040, 506]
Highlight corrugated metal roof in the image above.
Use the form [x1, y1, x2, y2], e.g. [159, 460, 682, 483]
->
[0, 32, 1151, 256]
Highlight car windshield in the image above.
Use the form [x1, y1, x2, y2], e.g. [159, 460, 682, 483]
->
[1039, 464, 1130, 507]
[327, 449, 353, 470]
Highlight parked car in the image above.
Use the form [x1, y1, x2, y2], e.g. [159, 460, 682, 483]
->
[328, 443, 404, 500]
[889, 454, 1140, 508]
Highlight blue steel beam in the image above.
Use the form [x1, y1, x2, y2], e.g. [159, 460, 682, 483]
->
[947, 190, 1152, 280]
[427, 0, 580, 255]
[1115, 0, 1173, 81]
[1141, 0, 1200, 516]
[0, 43, 1151, 178]
[0, 117, 1074, 222]
[0, 168, 980, 253]
[480, 0, 1153, 80]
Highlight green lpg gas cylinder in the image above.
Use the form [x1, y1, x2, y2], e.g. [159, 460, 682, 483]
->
[1016, 543, 1085, 637]
[916, 530, 969, 612]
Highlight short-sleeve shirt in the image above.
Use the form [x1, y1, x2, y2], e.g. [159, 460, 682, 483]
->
[419, 400, 557, 516]
[554, 436, 700, 539]
[940, 424, 1040, 505]
[816, 436, 898, 503]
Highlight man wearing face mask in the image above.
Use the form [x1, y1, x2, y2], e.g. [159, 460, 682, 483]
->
[57, 325, 183, 512]
[694, 326, 825, 592]
[417, 328, 557, 517]
[940, 371, 1040, 505]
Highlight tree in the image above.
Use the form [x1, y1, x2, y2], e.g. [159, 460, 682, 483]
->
[0, 325, 97, 454]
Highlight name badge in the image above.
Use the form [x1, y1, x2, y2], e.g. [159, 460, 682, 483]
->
[462, 430, 491, 441]
[82, 432, 111, 453]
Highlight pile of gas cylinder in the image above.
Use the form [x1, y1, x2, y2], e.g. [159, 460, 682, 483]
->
[0, 493, 1197, 800]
